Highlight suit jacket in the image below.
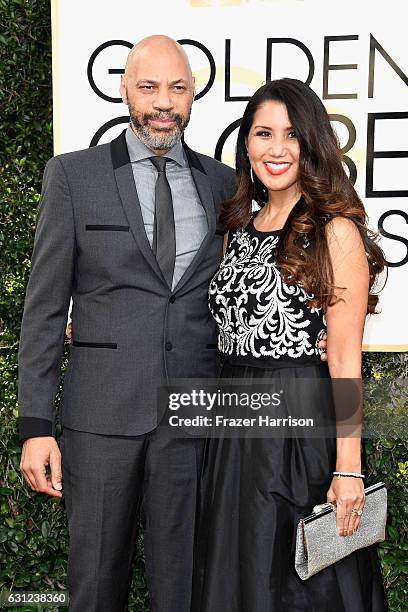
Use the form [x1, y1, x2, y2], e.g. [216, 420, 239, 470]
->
[18, 130, 237, 441]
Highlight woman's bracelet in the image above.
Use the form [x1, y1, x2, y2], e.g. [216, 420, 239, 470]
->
[333, 471, 365, 479]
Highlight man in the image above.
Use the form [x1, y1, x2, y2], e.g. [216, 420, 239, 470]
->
[18, 35, 236, 612]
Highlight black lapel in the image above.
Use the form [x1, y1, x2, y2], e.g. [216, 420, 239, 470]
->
[110, 130, 167, 284]
[173, 142, 217, 293]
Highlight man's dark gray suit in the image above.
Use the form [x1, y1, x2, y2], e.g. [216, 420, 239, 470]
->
[18, 129, 236, 611]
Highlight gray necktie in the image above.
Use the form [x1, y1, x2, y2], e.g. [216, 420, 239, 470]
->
[150, 156, 176, 287]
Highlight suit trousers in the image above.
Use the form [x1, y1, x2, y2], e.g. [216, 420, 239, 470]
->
[60, 424, 205, 612]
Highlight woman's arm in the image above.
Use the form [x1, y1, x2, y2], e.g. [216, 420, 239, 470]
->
[324, 216, 369, 536]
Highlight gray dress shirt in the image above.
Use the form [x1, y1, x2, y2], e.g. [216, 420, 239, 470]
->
[125, 125, 208, 290]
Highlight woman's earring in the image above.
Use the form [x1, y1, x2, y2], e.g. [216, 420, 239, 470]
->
[250, 166, 255, 183]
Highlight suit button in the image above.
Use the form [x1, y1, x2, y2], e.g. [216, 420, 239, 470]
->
[165, 342, 173, 351]
[169, 295, 176, 303]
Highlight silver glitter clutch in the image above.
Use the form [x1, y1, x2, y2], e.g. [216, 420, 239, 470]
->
[295, 482, 387, 580]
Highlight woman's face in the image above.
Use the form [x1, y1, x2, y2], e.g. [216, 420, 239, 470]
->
[247, 100, 300, 200]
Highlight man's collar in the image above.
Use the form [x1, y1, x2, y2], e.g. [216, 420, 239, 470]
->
[125, 124, 187, 167]
[110, 128, 206, 174]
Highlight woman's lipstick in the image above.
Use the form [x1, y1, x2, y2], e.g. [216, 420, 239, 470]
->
[264, 161, 291, 176]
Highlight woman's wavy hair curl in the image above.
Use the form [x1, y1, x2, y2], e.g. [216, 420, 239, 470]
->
[221, 78, 386, 313]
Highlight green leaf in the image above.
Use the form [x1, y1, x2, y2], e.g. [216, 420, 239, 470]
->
[0, 487, 14, 495]
[387, 525, 399, 541]
[41, 520, 51, 538]
[14, 530, 26, 543]
[7, 540, 18, 553]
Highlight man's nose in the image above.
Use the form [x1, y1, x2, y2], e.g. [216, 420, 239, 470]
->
[153, 87, 173, 111]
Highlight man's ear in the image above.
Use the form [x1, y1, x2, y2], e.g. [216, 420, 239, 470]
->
[119, 75, 128, 105]
[192, 75, 196, 100]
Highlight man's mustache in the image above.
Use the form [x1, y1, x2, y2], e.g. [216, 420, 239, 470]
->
[143, 112, 183, 126]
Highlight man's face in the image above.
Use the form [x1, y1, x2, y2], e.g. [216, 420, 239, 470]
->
[120, 48, 195, 153]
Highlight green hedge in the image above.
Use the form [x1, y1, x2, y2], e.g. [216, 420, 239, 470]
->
[0, 1, 406, 610]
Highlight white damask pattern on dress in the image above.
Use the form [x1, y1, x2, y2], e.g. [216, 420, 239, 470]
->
[208, 227, 326, 359]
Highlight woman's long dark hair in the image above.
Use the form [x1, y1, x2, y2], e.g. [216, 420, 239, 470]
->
[221, 78, 386, 313]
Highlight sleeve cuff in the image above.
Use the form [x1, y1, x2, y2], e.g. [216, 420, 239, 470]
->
[18, 417, 54, 443]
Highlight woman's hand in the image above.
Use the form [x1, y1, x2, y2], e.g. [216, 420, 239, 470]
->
[326, 476, 365, 536]
[65, 321, 72, 345]
[317, 332, 328, 361]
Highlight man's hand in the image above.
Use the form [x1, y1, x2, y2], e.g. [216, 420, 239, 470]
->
[318, 332, 327, 361]
[20, 437, 63, 497]
[65, 322, 72, 345]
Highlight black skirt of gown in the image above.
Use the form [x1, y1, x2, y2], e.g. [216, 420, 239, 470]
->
[192, 361, 388, 612]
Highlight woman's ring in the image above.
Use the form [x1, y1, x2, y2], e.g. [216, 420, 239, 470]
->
[352, 508, 363, 516]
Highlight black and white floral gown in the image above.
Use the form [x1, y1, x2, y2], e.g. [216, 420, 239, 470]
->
[210, 216, 326, 364]
[192, 211, 388, 612]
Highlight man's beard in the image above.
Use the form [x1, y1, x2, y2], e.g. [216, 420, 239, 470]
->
[129, 104, 191, 151]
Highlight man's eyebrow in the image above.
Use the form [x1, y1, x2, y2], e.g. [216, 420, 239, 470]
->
[169, 79, 189, 85]
[136, 79, 190, 86]
[136, 79, 158, 85]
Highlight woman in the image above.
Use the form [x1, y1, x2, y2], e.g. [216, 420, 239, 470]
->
[192, 79, 388, 611]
